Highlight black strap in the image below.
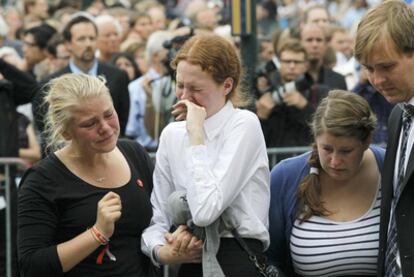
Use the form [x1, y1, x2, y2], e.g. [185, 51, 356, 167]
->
[230, 229, 268, 277]
[230, 228, 258, 258]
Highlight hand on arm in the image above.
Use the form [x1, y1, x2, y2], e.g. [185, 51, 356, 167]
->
[57, 191, 122, 272]
[158, 225, 203, 264]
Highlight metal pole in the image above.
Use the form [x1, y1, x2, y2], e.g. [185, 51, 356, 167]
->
[5, 164, 11, 277]
[239, 0, 257, 101]
[0, 158, 27, 277]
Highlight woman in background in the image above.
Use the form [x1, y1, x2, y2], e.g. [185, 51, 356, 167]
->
[110, 52, 142, 82]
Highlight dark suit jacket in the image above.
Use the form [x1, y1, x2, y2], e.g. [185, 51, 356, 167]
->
[260, 85, 329, 148]
[305, 66, 348, 91]
[378, 104, 414, 276]
[33, 62, 130, 138]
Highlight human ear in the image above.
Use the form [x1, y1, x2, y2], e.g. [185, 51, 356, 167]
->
[65, 41, 72, 54]
[62, 130, 72, 141]
[223, 77, 234, 96]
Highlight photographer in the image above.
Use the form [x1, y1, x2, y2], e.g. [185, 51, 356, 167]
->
[126, 28, 194, 151]
[256, 39, 329, 148]
[126, 30, 173, 151]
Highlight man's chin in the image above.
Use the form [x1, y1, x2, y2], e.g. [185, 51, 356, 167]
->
[381, 92, 405, 104]
[82, 52, 96, 61]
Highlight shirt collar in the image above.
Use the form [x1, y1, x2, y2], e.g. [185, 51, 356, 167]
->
[408, 97, 414, 107]
[69, 59, 98, 76]
[203, 101, 234, 141]
[145, 67, 161, 79]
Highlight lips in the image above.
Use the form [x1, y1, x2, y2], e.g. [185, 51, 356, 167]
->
[381, 87, 395, 93]
[97, 134, 113, 143]
[329, 167, 345, 173]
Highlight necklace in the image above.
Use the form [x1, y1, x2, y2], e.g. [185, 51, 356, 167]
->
[96, 177, 106, 183]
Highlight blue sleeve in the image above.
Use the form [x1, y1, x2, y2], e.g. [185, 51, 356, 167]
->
[267, 161, 290, 268]
[372, 145, 385, 171]
[125, 82, 141, 138]
[267, 154, 309, 275]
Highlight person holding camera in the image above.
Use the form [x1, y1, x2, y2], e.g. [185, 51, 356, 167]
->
[125, 30, 173, 152]
[256, 39, 329, 149]
[268, 90, 384, 276]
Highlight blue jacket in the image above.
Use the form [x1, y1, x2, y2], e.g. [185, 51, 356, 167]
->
[267, 145, 385, 275]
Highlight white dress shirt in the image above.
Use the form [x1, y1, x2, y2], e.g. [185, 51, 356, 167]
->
[141, 101, 270, 260]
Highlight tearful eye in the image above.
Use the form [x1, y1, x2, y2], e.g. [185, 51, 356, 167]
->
[81, 121, 96, 128]
[104, 112, 114, 118]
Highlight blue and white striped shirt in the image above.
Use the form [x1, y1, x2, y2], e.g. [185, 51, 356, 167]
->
[290, 184, 381, 276]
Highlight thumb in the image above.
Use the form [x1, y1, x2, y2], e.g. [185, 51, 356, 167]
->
[165, 232, 174, 243]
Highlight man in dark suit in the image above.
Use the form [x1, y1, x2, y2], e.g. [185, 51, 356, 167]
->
[33, 13, 129, 147]
[354, 1, 414, 276]
[300, 23, 347, 91]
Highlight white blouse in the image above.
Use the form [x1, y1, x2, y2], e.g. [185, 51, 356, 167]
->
[141, 101, 270, 260]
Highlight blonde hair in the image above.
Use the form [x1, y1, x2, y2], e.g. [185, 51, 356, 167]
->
[44, 74, 111, 152]
[355, 0, 414, 62]
[297, 90, 377, 222]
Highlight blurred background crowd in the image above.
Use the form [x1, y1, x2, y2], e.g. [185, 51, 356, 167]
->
[0, 0, 403, 167]
[0, 0, 409, 276]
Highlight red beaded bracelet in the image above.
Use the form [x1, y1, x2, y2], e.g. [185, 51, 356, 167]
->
[90, 226, 109, 245]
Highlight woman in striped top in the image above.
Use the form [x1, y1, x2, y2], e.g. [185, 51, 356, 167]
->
[267, 90, 385, 276]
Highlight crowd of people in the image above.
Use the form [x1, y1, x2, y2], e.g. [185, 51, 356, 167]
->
[1, 0, 414, 276]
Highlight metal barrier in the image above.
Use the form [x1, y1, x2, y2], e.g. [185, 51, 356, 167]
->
[0, 148, 309, 277]
[266, 146, 312, 168]
[148, 146, 312, 168]
[0, 158, 27, 277]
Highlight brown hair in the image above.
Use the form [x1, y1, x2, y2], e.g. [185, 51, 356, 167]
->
[297, 90, 376, 222]
[277, 39, 308, 60]
[171, 33, 250, 107]
[355, 0, 414, 62]
[303, 4, 330, 24]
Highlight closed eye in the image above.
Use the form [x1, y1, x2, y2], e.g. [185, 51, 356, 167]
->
[80, 120, 96, 128]
[104, 111, 114, 119]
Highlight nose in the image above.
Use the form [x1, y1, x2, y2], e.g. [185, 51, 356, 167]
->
[84, 37, 95, 47]
[178, 88, 191, 100]
[98, 120, 111, 134]
[311, 39, 319, 47]
[329, 152, 341, 168]
[287, 62, 296, 69]
[369, 70, 386, 87]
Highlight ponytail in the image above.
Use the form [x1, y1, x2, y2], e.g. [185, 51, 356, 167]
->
[297, 144, 331, 223]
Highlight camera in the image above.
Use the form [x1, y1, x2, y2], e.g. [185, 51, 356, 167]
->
[162, 29, 194, 79]
[271, 75, 311, 104]
[254, 61, 279, 98]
